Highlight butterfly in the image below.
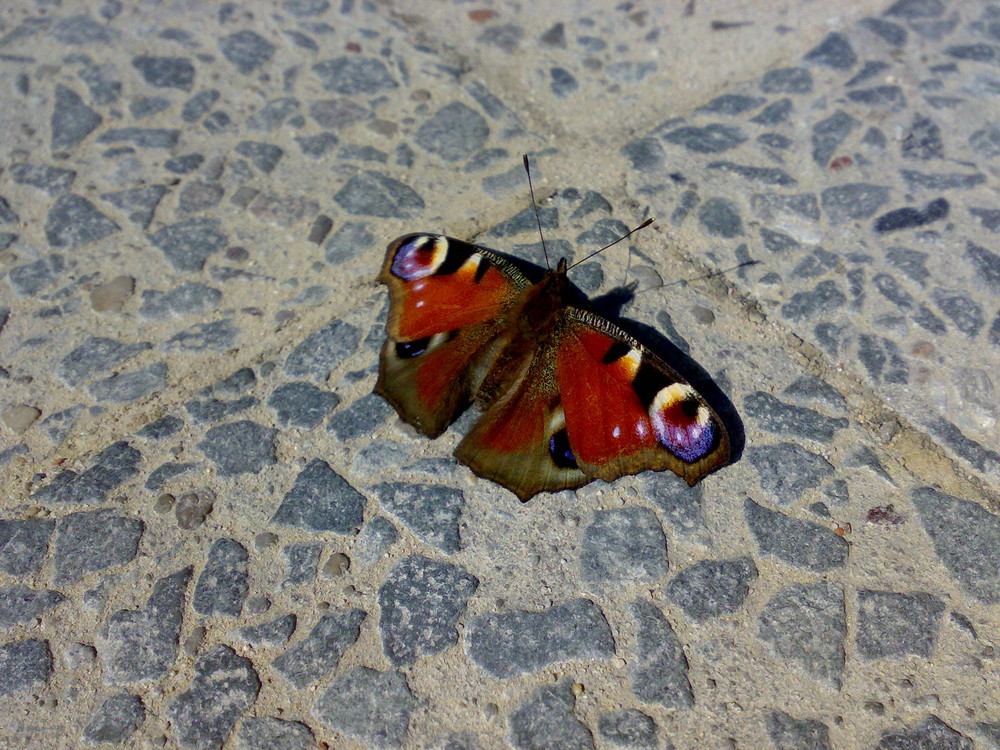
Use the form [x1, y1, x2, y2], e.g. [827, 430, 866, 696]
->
[375, 163, 731, 501]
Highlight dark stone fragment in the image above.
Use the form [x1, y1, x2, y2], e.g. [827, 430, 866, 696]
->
[372, 483, 464, 553]
[752, 192, 820, 222]
[162, 319, 237, 352]
[758, 132, 792, 149]
[781, 280, 847, 322]
[791, 248, 838, 279]
[32, 441, 142, 505]
[885, 0, 944, 18]
[101, 185, 167, 229]
[0, 585, 65, 627]
[874, 197, 948, 232]
[666, 557, 756, 621]
[912, 487, 1000, 602]
[931, 288, 984, 336]
[185, 395, 256, 423]
[550, 66, 579, 97]
[901, 169, 986, 190]
[149, 217, 228, 272]
[88, 362, 169, 403]
[706, 161, 795, 186]
[145, 461, 198, 491]
[273, 609, 365, 687]
[597, 709, 658, 749]
[132, 55, 195, 90]
[233, 614, 296, 649]
[140, 281, 221, 320]
[902, 113, 944, 159]
[44, 194, 118, 249]
[268, 382, 340, 428]
[698, 93, 766, 114]
[198, 421, 277, 476]
[0, 640, 52, 697]
[309, 97, 370, 131]
[811, 111, 859, 166]
[875, 716, 972, 750]
[698, 197, 742, 237]
[313, 668, 415, 747]
[53, 13, 116, 44]
[130, 95, 170, 118]
[668, 190, 698, 226]
[857, 335, 909, 384]
[247, 97, 300, 130]
[7, 254, 64, 297]
[873, 273, 913, 309]
[57, 336, 151, 387]
[966, 242, 1000, 292]
[991, 314, 1000, 346]
[235, 141, 283, 173]
[803, 32, 858, 69]
[283, 543, 321, 585]
[886, 245, 929, 284]
[272, 459, 365, 533]
[576, 218, 629, 248]
[0, 519, 54, 576]
[284, 319, 361, 380]
[746, 442, 834, 501]
[477, 22, 523, 52]
[333, 171, 424, 218]
[323, 220, 373, 263]
[8, 162, 76, 195]
[821, 183, 889, 223]
[466, 599, 614, 679]
[203, 110, 233, 133]
[326, 393, 391, 439]
[181, 89, 220, 122]
[489, 206, 559, 238]
[83, 693, 145, 744]
[580, 508, 667, 585]
[0, 197, 17, 224]
[51, 84, 102, 152]
[856, 590, 944, 658]
[53, 508, 142, 585]
[193, 539, 248, 617]
[296, 132, 338, 157]
[540, 22, 566, 47]
[745, 499, 849, 571]
[312, 56, 398, 94]
[379, 555, 479, 666]
[970, 206, 1000, 234]
[164, 153, 205, 174]
[847, 85, 907, 110]
[508, 680, 594, 750]
[97, 127, 179, 148]
[102, 567, 191, 683]
[622, 137, 665, 173]
[630, 599, 692, 708]
[168, 645, 260, 749]
[861, 17, 907, 46]
[284, 0, 330, 16]
[759, 582, 845, 686]
[238, 717, 314, 750]
[970, 124, 1000, 158]
[219, 29, 276, 73]
[845, 60, 892, 87]
[767, 711, 831, 750]
[750, 97, 792, 124]
[945, 44, 1000, 62]
[662, 123, 747, 153]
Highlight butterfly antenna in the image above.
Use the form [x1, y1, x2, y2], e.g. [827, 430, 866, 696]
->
[568, 217, 654, 270]
[659, 260, 761, 288]
[522, 154, 550, 269]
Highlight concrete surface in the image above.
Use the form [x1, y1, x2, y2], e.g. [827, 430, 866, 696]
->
[1, 0, 999, 748]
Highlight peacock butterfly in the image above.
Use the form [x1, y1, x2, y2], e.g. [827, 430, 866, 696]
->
[375, 158, 731, 501]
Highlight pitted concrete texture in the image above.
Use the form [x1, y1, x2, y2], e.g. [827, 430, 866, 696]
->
[1, 1, 999, 748]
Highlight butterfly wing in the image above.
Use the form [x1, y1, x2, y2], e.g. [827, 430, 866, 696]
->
[555, 308, 730, 487]
[376, 233, 529, 437]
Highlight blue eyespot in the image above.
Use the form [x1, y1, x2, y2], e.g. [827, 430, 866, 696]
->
[549, 428, 577, 469]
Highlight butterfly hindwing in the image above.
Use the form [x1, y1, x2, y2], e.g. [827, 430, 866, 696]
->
[555, 308, 730, 486]
[376, 234, 528, 437]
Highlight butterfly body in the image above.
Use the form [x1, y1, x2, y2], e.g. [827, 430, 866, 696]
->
[376, 233, 730, 501]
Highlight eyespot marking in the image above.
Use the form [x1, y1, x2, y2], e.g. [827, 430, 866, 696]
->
[650, 383, 715, 462]
[390, 236, 448, 281]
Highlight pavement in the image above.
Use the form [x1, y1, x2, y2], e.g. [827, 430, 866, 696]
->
[1, 0, 999, 748]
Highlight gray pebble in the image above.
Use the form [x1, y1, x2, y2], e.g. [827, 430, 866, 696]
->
[746, 442, 834, 501]
[630, 599, 692, 708]
[164, 153, 205, 174]
[219, 30, 276, 74]
[232, 614, 296, 649]
[706, 161, 796, 186]
[199, 421, 277, 475]
[83, 693, 145, 745]
[780, 280, 847, 321]
[922, 417, 1000, 476]
[931, 288, 984, 336]
[767, 711, 831, 750]
[744, 499, 848, 571]
[100, 185, 167, 229]
[966, 242, 1000, 292]
[0, 518, 54, 576]
[32, 440, 142, 504]
[51, 84, 102, 152]
[140, 281, 222, 320]
[313, 667, 415, 748]
[132, 55, 195, 90]
[0, 639, 52, 697]
[268, 381, 340, 428]
[324, 221, 373, 263]
[856, 335, 909, 384]
[743, 392, 847, 442]
[508, 679, 594, 750]
[137, 415, 183, 439]
[149, 217, 228, 272]
[284, 319, 361, 380]
[355, 516, 399, 565]
[597, 709, 658, 749]
[379, 555, 478, 666]
[550, 66, 579, 98]
[44, 194, 118, 249]
[145, 461, 198, 491]
[52, 13, 116, 45]
[661, 123, 747, 153]
[373, 483, 464, 553]
[638, 473, 703, 534]
[235, 140, 284, 173]
[847, 85, 907, 110]
[580, 508, 667, 585]
[759, 582, 845, 686]
[875, 715, 971, 750]
[900, 169, 986, 191]
[181, 89, 220, 122]
[5, 254, 63, 296]
[312, 56, 398, 95]
[52, 508, 142, 585]
[283, 542, 322, 585]
[760, 67, 813, 93]
[0, 585, 66, 627]
[666, 557, 756, 621]
[856, 590, 944, 658]
[415, 102, 489, 161]
[822, 183, 889, 223]
[163, 319, 238, 352]
[272, 459, 365, 532]
[468, 598, 614, 679]
[168, 645, 260, 749]
[750, 98, 793, 125]
[88, 362, 168, 403]
[760, 229, 799, 253]
[803, 32, 858, 69]
[238, 717, 314, 750]
[193, 539, 248, 617]
[327, 393, 391, 439]
[97, 127, 179, 148]
[273, 609, 366, 687]
[334, 170, 425, 218]
[697, 197, 742, 236]
[57, 336, 151, 387]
